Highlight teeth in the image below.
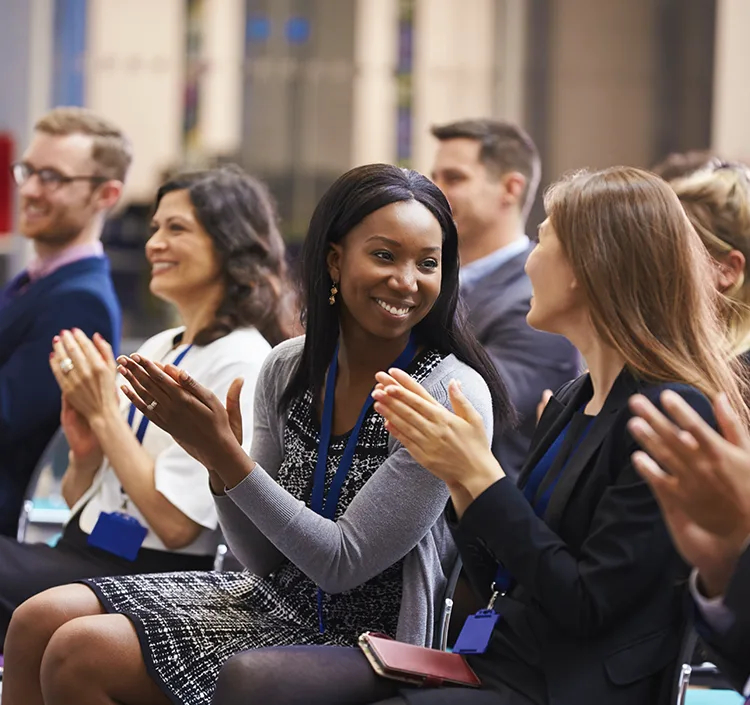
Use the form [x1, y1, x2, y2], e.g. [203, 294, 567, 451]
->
[152, 263, 176, 273]
[376, 299, 411, 316]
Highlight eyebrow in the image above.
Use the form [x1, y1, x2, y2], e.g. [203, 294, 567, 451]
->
[151, 215, 192, 227]
[366, 235, 440, 253]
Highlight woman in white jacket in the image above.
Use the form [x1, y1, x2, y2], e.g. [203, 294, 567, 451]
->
[0, 165, 292, 650]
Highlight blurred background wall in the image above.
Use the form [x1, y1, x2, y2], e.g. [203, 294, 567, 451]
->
[0, 0, 748, 338]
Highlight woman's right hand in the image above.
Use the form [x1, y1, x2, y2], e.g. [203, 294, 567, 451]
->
[116, 353, 255, 489]
[50, 329, 120, 424]
[61, 396, 103, 468]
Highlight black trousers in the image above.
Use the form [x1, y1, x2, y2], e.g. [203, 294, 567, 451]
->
[0, 515, 214, 648]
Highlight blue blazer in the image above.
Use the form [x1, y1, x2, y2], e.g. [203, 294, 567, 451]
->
[461, 244, 580, 480]
[0, 256, 121, 537]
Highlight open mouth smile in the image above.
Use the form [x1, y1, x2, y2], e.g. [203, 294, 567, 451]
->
[374, 298, 414, 317]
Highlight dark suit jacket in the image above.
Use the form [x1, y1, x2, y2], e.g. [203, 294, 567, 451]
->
[0, 256, 121, 537]
[461, 244, 579, 481]
[696, 546, 750, 694]
[450, 369, 715, 705]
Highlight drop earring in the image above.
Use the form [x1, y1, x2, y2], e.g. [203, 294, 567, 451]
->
[329, 282, 338, 305]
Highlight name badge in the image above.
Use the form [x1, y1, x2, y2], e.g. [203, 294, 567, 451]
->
[452, 609, 500, 655]
[87, 512, 148, 561]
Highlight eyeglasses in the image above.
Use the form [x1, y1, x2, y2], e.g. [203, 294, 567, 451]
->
[10, 162, 107, 191]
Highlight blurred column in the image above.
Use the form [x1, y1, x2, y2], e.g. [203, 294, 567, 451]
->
[86, 0, 185, 202]
[199, 0, 245, 157]
[0, 0, 54, 274]
[492, 0, 528, 125]
[712, 0, 750, 160]
[411, 0, 496, 174]
[351, 0, 399, 166]
[53, 0, 87, 107]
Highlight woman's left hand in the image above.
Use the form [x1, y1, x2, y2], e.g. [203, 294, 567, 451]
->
[371, 368, 504, 496]
[50, 329, 120, 422]
[116, 353, 251, 479]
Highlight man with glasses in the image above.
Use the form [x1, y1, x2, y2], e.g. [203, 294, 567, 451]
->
[0, 107, 126, 537]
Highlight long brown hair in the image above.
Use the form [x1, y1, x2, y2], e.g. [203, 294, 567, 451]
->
[544, 166, 749, 422]
[670, 162, 750, 355]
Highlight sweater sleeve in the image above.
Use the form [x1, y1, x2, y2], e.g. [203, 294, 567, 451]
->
[224, 357, 493, 593]
[213, 344, 288, 576]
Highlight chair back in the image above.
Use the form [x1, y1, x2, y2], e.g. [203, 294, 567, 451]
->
[16, 427, 70, 542]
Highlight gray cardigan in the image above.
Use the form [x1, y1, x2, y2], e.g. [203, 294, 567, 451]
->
[214, 336, 494, 646]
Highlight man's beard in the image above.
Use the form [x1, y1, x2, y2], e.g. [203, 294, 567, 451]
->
[20, 198, 92, 245]
[30, 225, 84, 246]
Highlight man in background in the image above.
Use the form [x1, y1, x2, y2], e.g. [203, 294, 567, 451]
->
[0, 107, 126, 537]
[431, 118, 579, 480]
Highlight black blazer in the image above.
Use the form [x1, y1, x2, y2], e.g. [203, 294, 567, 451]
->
[0, 257, 120, 537]
[461, 245, 579, 481]
[451, 369, 715, 705]
[697, 546, 750, 693]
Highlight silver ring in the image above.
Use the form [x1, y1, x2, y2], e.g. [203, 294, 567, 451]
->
[59, 358, 74, 375]
[146, 400, 158, 411]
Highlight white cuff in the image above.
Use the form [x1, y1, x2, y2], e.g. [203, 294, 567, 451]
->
[689, 568, 735, 634]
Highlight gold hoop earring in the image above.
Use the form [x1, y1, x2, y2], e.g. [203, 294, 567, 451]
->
[329, 282, 338, 306]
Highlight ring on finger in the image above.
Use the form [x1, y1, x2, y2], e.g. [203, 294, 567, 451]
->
[60, 358, 75, 375]
[146, 400, 158, 411]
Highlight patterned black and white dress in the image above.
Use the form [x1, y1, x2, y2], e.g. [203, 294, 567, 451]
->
[84, 350, 444, 705]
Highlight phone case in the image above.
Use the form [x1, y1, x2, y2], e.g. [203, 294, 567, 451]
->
[358, 632, 481, 688]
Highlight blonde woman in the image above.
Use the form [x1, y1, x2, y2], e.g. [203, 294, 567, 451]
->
[670, 161, 750, 359]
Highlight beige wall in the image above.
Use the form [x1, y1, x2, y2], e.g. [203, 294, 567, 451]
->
[412, 0, 497, 174]
[712, 0, 750, 161]
[351, 0, 399, 166]
[411, 0, 529, 175]
[86, 0, 185, 202]
[200, 0, 245, 157]
[544, 0, 657, 181]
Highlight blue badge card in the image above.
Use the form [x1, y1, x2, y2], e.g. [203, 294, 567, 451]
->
[88, 512, 148, 561]
[452, 609, 500, 655]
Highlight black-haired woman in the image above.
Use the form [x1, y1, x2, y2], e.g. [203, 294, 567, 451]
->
[2, 164, 512, 705]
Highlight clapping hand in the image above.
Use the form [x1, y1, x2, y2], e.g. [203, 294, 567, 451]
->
[627, 391, 750, 597]
[60, 396, 102, 461]
[49, 329, 119, 422]
[371, 368, 503, 500]
[116, 354, 252, 485]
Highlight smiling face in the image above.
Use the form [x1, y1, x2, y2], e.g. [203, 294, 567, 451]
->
[18, 132, 107, 245]
[525, 218, 583, 335]
[146, 189, 224, 307]
[327, 200, 443, 342]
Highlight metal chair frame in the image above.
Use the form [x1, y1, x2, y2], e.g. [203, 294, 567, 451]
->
[16, 427, 69, 543]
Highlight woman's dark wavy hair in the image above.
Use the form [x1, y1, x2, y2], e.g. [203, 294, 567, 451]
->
[155, 165, 296, 347]
[281, 163, 514, 439]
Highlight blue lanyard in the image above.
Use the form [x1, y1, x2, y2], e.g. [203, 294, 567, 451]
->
[492, 413, 595, 595]
[312, 334, 418, 631]
[126, 344, 193, 444]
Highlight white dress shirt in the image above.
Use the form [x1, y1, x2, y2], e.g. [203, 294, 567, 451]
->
[71, 326, 271, 556]
[459, 235, 530, 292]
